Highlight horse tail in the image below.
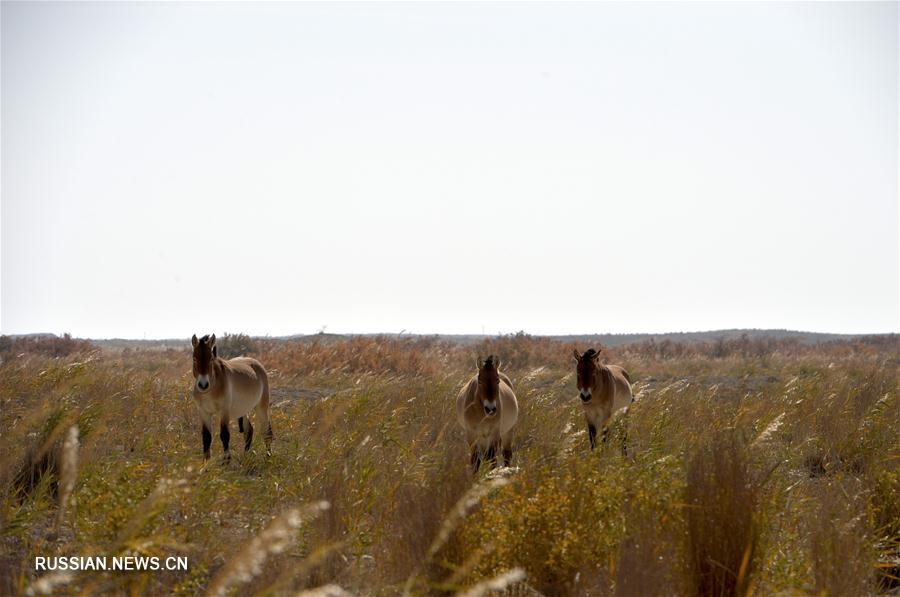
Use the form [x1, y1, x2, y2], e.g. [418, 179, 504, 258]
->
[259, 367, 273, 443]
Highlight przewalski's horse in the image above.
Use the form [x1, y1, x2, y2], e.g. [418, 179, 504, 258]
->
[191, 334, 273, 461]
[456, 355, 518, 471]
[573, 348, 633, 451]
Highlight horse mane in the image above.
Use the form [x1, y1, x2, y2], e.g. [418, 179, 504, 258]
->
[483, 355, 497, 369]
[199, 334, 211, 345]
[583, 348, 600, 359]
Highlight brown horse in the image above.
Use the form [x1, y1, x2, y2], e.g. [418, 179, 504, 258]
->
[573, 348, 633, 450]
[191, 334, 272, 461]
[456, 355, 518, 471]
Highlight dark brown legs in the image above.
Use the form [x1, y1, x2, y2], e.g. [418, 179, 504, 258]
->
[471, 441, 511, 472]
[202, 425, 212, 460]
[471, 446, 482, 472]
[202, 417, 255, 461]
[243, 418, 254, 452]
[588, 419, 629, 456]
[220, 420, 231, 462]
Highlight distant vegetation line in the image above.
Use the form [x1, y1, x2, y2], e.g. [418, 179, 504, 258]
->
[5, 328, 895, 350]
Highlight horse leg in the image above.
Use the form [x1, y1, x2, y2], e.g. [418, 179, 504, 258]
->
[500, 432, 513, 466]
[485, 442, 498, 469]
[199, 411, 213, 460]
[201, 424, 212, 460]
[588, 423, 597, 451]
[220, 418, 231, 463]
[243, 416, 254, 452]
[237, 416, 244, 433]
[599, 408, 612, 448]
[254, 403, 273, 457]
[470, 445, 482, 472]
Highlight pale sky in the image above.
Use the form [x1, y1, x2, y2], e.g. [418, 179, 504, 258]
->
[2, 1, 898, 339]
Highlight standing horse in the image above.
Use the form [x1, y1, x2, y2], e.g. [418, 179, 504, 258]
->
[456, 355, 518, 471]
[191, 334, 273, 461]
[573, 348, 633, 451]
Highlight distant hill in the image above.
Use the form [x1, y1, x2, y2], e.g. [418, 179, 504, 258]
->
[277, 329, 863, 346]
[542, 329, 873, 347]
[334, 329, 884, 347]
[15, 329, 894, 350]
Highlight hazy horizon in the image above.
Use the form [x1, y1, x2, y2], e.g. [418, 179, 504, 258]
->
[3, 2, 898, 339]
[7, 326, 894, 342]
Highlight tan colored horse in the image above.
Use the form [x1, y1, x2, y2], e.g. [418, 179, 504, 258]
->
[456, 355, 518, 470]
[191, 334, 272, 460]
[573, 348, 633, 450]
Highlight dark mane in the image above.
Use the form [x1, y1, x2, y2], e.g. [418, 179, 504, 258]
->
[199, 334, 211, 345]
[583, 348, 599, 359]
[483, 355, 496, 369]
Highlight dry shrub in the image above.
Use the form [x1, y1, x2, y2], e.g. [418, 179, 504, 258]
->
[402, 476, 514, 594]
[10, 409, 78, 503]
[454, 567, 526, 597]
[449, 460, 629, 596]
[809, 482, 873, 596]
[614, 502, 678, 597]
[793, 364, 896, 480]
[215, 332, 259, 358]
[296, 585, 352, 597]
[684, 431, 761, 597]
[55, 425, 79, 529]
[259, 335, 451, 377]
[474, 332, 582, 370]
[862, 390, 900, 592]
[626, 334, 899, 362]
[0, 333, 95, 361]
[379, 454, 471, 588]
[870, 466, 900, 592]
[624, 335, 803, 361]
[206, 501, 329, 597]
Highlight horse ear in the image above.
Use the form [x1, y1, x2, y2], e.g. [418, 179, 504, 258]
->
[209, 334, 216, 348]
[572, 348, 581, 361]
[212, 345, 218, 357]
[592, 348, 602, 361]
[494, 356, 501, 370]
[475, 356, 482, 370]
[191, 334, 199, 348]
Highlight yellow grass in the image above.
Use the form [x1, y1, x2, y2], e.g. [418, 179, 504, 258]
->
[0, 334, 897, 595]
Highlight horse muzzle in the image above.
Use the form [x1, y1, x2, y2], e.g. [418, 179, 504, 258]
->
[196, 376, 210, 392]
[579, 391, 592, 403]
[483, 404, 498, 416]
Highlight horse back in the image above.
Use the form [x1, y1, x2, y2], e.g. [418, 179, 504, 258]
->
[498, 376, 518, 435]
[222, 357, 268, 397]
[606, 365, 633, 411]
